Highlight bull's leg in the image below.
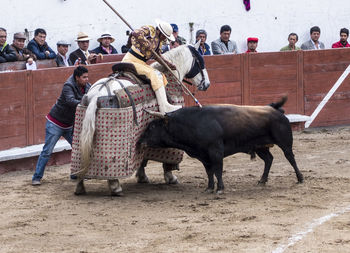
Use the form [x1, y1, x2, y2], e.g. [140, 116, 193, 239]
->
[255, 148, 273, 184]
[74, 179, 86, 195]
[135, 159, 150, 183]
[108, 179, 123, 196]
[203, 163, 215, 193]
[163, 163, 179, 184]
[282, 148, 304, 183]
[213, 159, 225, 194]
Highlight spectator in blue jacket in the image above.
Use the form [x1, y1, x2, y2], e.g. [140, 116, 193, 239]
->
[196, 29, 211, 55]
[32, 66, 91, 186]
[93, 32, 118, 55]
[27, 28, 56, 60]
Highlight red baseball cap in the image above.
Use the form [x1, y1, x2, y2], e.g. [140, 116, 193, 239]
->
[247, 37, 258, 42]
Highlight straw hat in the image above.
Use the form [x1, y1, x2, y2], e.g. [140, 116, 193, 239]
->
[75, 32, 91, 42]
[155, 19, 175, 42]
[97, 32, 115, 43]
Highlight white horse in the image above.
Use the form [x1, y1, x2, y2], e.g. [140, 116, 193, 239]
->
[75, 42, 211, 196]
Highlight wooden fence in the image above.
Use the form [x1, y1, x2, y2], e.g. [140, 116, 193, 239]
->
[1, 49, 350, 152]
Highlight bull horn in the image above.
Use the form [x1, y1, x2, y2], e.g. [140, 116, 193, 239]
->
[143, 109, 166, 118]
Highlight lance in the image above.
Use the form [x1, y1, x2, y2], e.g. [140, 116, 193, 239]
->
[101, 0, 202, 107]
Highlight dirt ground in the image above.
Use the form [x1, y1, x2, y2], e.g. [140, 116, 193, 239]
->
[1, 126, 350, 253]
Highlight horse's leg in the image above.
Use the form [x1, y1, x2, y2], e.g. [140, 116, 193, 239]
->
[108, 179, 123, 196]
[74, 179, 86, 195]
[136, 159, 150, 183]
[163, 163, 179, 184]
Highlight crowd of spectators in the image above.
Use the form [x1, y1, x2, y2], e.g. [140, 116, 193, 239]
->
[1, 24, 350, 70]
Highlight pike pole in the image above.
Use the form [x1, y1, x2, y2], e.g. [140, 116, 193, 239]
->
[101, 0, 202, 107]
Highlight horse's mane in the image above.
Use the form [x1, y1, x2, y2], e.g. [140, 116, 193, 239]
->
[152, 45, 189, 74]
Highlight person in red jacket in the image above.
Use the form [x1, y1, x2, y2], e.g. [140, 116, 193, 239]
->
[332, 28, 350, 48]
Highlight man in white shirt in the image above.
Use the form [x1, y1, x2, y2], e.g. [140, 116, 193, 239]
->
[301, 26, 325, 50]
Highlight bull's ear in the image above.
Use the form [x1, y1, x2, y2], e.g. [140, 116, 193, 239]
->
[194, 40, 201, 50]
[143, 109, 166, 119]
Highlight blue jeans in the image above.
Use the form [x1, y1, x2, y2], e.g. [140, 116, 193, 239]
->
[32, 120, 73, 181]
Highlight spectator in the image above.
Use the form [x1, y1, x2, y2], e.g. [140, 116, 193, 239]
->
[10, 32, 37, 62]
[332, 28, 350, 48]
[195, 29, 211, 55]
[27, 28, 56, 60]
[280, 33, 301, 51]
[170, 23, 186, 45]
[121, 18, 181, 114]
[55, 40, 73, 67]
[31, 66, 91, 186]
[211, 25, 238, 55]
[0, 27, 17, 63]
[301, 26, 325, 50]
[93, 32, 118, 55]
[69, 32, 97, 65]
[121, 31, 132, 53]
[161, 37, 181, 53]
[245, 37, 258, 53]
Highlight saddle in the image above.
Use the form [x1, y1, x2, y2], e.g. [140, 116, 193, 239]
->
[96, 63, 154, 109]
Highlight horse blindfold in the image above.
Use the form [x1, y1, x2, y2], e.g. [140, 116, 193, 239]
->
[185, 46, 205, 79]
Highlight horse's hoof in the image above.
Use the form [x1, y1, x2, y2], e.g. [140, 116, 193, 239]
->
[164, 174, 178, 184]
[74, 182, 86, 195]
[137, 176, 150, 184]
[216, 189, 224, 195]
[205, 188, 214, 194]
[111, 190, 124, 197]
[258, 178, 268, 185]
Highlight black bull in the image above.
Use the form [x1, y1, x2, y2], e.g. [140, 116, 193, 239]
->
[138, 97, 304, 193]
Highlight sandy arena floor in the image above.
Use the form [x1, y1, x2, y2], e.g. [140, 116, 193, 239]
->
[1, 126, 350, 253]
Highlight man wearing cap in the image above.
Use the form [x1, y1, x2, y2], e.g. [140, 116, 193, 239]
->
[196, 29, 211, 55]
[55, 40, 72, 67]
[27, 28, 56, 60]
[69, 32, 97, 65]
[170, 23, 186, 45]
[121, 19, 181, 114]
[10, 32, 37, 62]
[93, 32, 118, 55]
[246, 37, 259, 53]
[211, 25, 238, 55]
[0, 27, 17, 63]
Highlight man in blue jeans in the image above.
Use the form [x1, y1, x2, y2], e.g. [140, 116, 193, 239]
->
[32, 66, 91, 186]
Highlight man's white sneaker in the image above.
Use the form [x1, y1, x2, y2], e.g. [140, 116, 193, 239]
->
[32, 180, 41, 186]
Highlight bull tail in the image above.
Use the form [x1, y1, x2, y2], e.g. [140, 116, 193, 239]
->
[79, 95, 98, 177]
[269, 96, 287, 113]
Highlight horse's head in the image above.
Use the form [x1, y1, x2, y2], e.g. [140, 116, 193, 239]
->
[158, 44, 211, 91]
[184, 42, 210, 91]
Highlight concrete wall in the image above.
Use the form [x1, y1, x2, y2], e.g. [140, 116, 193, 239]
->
[2, 0, 350, 54]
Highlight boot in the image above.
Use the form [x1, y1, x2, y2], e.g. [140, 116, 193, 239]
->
[155, 86, 182, 114]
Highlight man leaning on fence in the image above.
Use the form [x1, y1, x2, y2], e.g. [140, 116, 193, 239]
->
[32, 66, 91, 186]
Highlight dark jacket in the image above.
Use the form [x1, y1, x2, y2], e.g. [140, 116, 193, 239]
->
[10, 44, 37, 61]
[92, 44, 118, 54]
[0, 43, 17, 63]
[198, 43, 211, 55]
[69, 49, 94, 65]
[55, 54, 73, 67]
[49, 75, 91, 126]
[27, 39, 56, 60]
